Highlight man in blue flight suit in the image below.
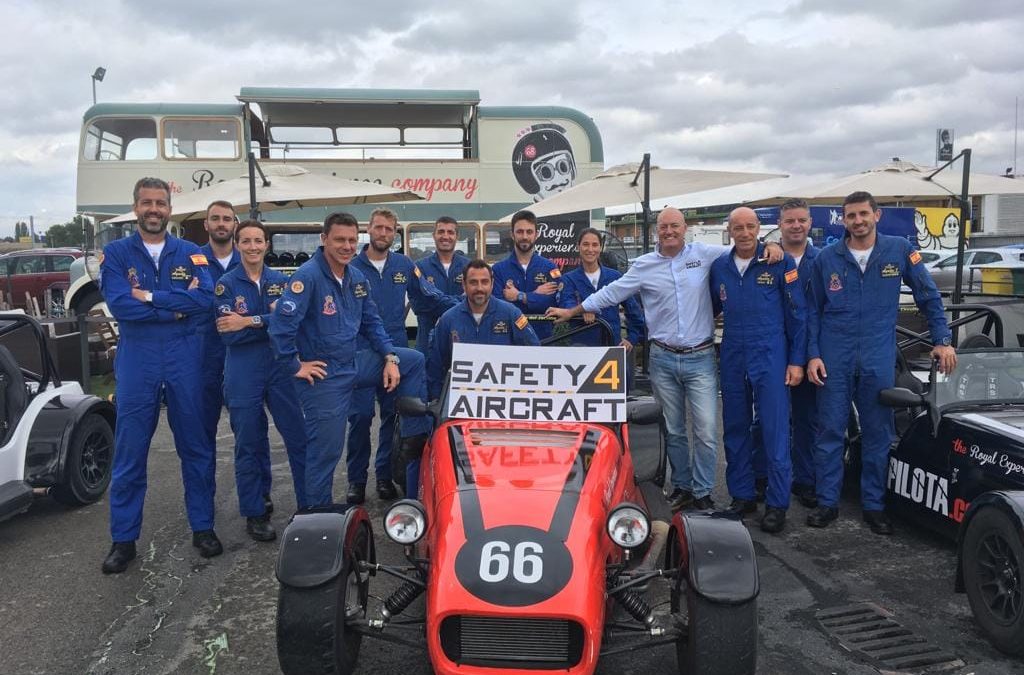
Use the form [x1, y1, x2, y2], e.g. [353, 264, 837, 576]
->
[196, 202, 245, 498]
[215, 219, 308, 542]
[806, 191, 957, 535]
[428, 259, 540, 399]
[100, 177, 217, 574]
[412, 216, 470, 354]
[270, 212, 432, 509]
[492, 209, 560, 341]
[710, 207, 806, 534]
[347, 208, 455, 504]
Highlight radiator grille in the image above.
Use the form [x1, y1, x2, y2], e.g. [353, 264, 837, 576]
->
[440, 615, 584, 669]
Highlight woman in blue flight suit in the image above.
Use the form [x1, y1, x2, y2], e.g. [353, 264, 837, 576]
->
[215, 220, 308, 541]
[559, 228, 644, 361]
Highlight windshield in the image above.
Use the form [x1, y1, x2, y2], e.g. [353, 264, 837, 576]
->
[934, 349, 1024, 407]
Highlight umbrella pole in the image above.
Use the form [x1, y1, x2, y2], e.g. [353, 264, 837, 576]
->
[632, 153, 652, 254]
[950, 149, 972, 345]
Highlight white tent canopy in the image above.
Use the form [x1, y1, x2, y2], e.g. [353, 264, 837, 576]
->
[502, 162, 786, 220]
[104, 164, 424, 223]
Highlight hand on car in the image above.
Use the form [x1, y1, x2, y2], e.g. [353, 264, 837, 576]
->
[545, 306, 579, 324]
[932, 345, 957, 374]
[582, 311, 596, 324]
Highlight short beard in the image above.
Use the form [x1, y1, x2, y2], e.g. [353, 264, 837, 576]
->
[209, 229, 234, 244]
[515, 240, 533, 255]
[139, 217, 168, 235]
[370, 238, 392, 254]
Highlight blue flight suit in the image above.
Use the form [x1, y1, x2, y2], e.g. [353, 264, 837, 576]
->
[807, 234, 950, 510]
[427, 298, 541, 400]
[216, 265, 309, 515]
[412, 251, 469, 353]
[751, 243, 821, 490]
[347, 249, 454, 491]
[710, 244, 806, 510]
[269, 248, 432, 507]
[559, 265, 645, 347]
[198, 245, 240, 457]
[100, 232, 214, 543]
[491, 252, 561, 340]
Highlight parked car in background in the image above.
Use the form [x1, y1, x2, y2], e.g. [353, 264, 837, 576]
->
[917, 250, 944, 266]
[926, 247, 1024, 291]
[0, 249, 83, 312]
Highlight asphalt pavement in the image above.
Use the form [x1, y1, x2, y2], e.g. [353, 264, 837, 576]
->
[0, 411, 1020, 675]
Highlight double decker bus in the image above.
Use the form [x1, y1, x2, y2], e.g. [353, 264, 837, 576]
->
[69, 87, 605, 316]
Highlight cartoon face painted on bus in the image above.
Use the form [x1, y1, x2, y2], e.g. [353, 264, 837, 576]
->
[512, 123, 578, 202]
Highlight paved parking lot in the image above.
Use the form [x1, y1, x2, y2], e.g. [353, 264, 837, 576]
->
[0, 412, 1020, 675]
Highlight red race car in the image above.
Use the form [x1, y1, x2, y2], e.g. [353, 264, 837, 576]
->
[275, 339, 759, 675]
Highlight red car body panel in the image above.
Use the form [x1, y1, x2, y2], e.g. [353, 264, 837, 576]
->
[418, 419, 645, 675]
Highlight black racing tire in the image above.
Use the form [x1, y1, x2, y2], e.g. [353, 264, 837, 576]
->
[73, 288, 104, 317]
[51, 413, 113, 506]
[962, 507, 1024, 656]
[675, 591, 758, 675]
[277, 523, 371, 675]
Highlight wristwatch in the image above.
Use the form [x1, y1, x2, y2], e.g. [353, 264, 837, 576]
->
[385, 353, 400, 365]
[250, 315, 263, 327]
[144, 291, 153, 303]
[518, 291, 526, 304]
[939, 336, 952, 346]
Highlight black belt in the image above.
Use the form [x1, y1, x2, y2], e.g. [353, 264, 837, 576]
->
[651, 338, 714, 355]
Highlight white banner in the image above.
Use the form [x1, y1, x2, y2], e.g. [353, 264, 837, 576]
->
[446, 344, 628, 422]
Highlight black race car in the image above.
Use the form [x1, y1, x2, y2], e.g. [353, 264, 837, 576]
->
[881, 343, 1024, 656]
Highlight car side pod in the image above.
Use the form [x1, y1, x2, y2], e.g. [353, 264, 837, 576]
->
[666, 511, 759, 675]
[276, 504, 376, 675]
[954, 490, 1024, 657]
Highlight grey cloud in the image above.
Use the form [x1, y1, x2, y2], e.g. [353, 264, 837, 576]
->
[791, 0, 1023, 28]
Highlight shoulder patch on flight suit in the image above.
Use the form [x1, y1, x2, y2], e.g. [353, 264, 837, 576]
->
[267, 283, 283, 296]
[493, 320, 509, 334]
[455, 273, 464, 284]
[127, 267, 140, 288]
[909, 250, 922, 265]
[190, 254, 209, 266]
[393, 271, 408, 284]
[171, 265, 190, 281]
[290, 280, 305, 293]
[97, 251, 105, 265]
[757, 271, 774, 286]
[215, 283, 226, 296]
[413, 266, 421, 278]
[353, 282, 368, 298]
[549, 268, 561, 279]
[881, 263, 900, 278]
[719, 283, 727, 301]
[784, 269, 799, 284]
[515, 314, 529, 330]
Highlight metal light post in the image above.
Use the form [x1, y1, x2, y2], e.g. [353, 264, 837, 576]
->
[91, 67, 106, 105]
[926, 148, 972, 346]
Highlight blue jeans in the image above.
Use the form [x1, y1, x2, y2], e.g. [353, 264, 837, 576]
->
[647, 344, 720, 498]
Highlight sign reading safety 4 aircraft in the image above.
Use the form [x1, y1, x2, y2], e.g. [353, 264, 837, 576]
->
[447, 344, 627, 422]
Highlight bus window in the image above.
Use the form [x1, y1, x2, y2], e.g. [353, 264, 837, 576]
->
[163, 118, 241, 160]
[82, 118, 157, 161]
[483, 222, 511, 262]
[405, 223, 481, 261]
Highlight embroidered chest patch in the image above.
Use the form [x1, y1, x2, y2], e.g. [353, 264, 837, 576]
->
[829, 273, 843, 292]
[719, 283, 727, 302]
[170, 265, 190, 281]
[392, 271, 408, 284]
[493, 320, 509, 334]
[686, 260, 702, 269]
[234, 296, 248, 314]
[127, 267, 140, 288]
[880, 263, 900, 278]
[756, 272, 774, 286]
[322, 295, 338, 316]
[353, 283, 368, 298]
[266, 283, 284, 297]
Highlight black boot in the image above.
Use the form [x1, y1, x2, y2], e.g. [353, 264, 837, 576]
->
[806, 506, 839, 528]
[761, 507, 787, 533]
[192, 530, 223, 558]
[263, 494, 274, 514]
[346, 483, 366, 505]
[376, 479, 398, 500]
[101, 541, 137, 574]
[246, 515, 276, 542]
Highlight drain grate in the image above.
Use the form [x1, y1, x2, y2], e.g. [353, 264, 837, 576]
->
[816, 603, 965, 673]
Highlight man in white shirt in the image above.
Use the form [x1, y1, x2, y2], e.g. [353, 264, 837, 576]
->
[548, 208, 781, 511]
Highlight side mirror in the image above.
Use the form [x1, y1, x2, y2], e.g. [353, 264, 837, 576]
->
[878, 387, 924, 408]
[396, 396, 430, 417]
[627, 398, 662, 425]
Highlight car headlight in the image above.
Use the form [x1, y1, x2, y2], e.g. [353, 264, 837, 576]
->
[383, 500, 427, 545]
[606, 503, 650, 549]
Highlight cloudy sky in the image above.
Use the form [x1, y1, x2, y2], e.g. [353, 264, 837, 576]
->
[1, 0, 1021, 235]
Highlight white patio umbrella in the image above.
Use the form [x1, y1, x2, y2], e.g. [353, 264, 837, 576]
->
[502, 162, 786, 220]
[764, 159, 1024, 204]
[104, 164, 424, 223]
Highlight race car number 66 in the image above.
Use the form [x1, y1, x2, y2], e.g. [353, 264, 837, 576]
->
[479, 541, 543, 583]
